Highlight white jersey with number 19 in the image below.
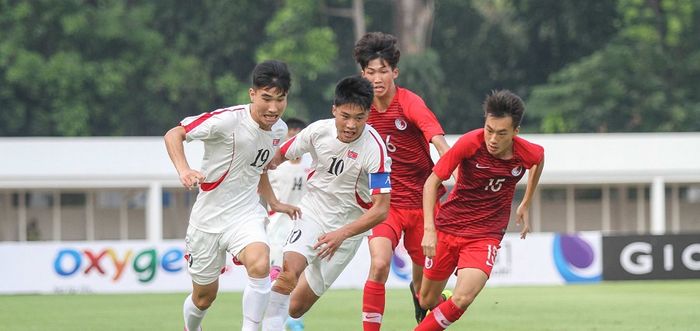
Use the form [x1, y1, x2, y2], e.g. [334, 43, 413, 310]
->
[280, 119, 391, 236]
[180, 104, 287, 233]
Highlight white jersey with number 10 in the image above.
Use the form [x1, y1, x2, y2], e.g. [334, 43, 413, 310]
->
[280, 119, 391, 236]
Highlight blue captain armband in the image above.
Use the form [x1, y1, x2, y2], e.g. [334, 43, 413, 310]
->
[369, 172, 391, 194]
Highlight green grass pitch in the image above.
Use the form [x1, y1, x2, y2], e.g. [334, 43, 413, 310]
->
[1, 280, 697, 330]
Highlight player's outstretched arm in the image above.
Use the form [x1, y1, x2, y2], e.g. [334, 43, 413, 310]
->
[258, 172, 301, 220]
[422, 172, 443, 258]
[516, 159, 545, 239]
[164, 126, 204, 190]
[314, 193, 390, 261]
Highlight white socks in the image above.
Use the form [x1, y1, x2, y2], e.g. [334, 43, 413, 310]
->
[262, 290, 291, 331]
[241, 275, 272, 331]
[183, 293, 206, 331]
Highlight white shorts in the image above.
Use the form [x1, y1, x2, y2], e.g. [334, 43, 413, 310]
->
[283, 217, 363, 296]
[185, 212, 269, 285]
[267, 212, 295, 267]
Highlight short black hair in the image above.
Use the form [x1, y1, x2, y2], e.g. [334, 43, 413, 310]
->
[353, 32, 401, 69]
[252, 60, 291, 94]
[483, 90, 525, 128]
[333, 76, 374, 112]
[285, 117, 307, 131]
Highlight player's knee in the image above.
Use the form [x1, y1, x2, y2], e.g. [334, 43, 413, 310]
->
[369, 257, 391, 277]
[273, 270, 298, 295]
[419, 292, 440, 310]
[451, 292, 475, 310]
[288, 302, 308, 319]
[193, 292, 216, 310]
[245, 258, 270, 278]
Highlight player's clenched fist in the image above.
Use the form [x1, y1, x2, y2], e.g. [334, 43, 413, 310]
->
[421, 228, 437, 258]
[179, 168, 205, 190]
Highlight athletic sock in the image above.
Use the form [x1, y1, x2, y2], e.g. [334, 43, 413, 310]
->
[362, 280, 386, 331]
[414, 299, 465, 331]
[241, 275, 272, 331]
[183, 293, 206, 331]
[262, 290, 290, 331]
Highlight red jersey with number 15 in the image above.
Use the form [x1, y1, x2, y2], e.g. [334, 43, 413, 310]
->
[432, 129, 544, 240]
[367, 87, 446, 208]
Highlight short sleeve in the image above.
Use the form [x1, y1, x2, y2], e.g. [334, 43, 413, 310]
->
[179, 108, 241, 142]
[280, 121, 316, 160]
[514, 136, 545, 169]
[432, 131, 480, 180]
[400, 89, 445, 143]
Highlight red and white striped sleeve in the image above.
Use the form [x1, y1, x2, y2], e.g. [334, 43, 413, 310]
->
[179, 107, 243, 142]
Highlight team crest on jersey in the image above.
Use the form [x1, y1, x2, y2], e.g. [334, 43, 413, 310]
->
[511, 165, 523, 176]
[394, 118, 407, 130]
[272, 138, 280, 146]
[347, 150, 358, 159]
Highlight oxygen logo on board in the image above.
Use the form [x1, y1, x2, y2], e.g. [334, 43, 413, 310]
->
[53, 247, 184, 283]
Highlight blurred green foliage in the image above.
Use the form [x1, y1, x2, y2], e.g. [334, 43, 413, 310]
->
[0, 0, 697, 136]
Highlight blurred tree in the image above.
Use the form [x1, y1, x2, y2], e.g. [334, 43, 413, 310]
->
[389, 0, 448, 121]
[1, 0, 697, 136]
[150, 0, 279, 123]
[256, 0, 347, 121]
[0, 0, 284, 136]
[0, 1, 167, 136]
[431, 0, 619, 133]
[529, 0, 700, 132]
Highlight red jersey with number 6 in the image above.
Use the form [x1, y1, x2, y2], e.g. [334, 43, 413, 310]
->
[367, 87, 446, 208]
[432, 129, 544, 239]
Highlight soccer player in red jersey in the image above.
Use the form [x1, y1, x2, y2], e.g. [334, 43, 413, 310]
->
[414, 90, 545, 330]
[353, 32, 453, 330]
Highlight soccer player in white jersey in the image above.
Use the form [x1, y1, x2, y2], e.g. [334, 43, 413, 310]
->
[262, 76, 392, 330]
[164, 60, 301, 331]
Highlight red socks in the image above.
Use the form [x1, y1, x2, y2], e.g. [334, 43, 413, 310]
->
[362, 280, 386, 331]
[414, 299, 465, 331]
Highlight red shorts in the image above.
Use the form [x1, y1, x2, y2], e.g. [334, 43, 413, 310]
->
[369, 207, 425, 266]
[423, 230, 501, 281]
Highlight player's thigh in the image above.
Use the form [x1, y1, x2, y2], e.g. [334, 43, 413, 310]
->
[223, 212, 270, 265]
[452, 268, 489, 309]
[400, 208, 427, 265]
[368, 208, 402, 248]
[305, 236, 363, 297]
[185, 225, 226, 286]
[282, 217, 324, 264]
[237, 242, 270, 277]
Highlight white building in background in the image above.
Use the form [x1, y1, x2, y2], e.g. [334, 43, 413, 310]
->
[1, 133, 699, 242]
